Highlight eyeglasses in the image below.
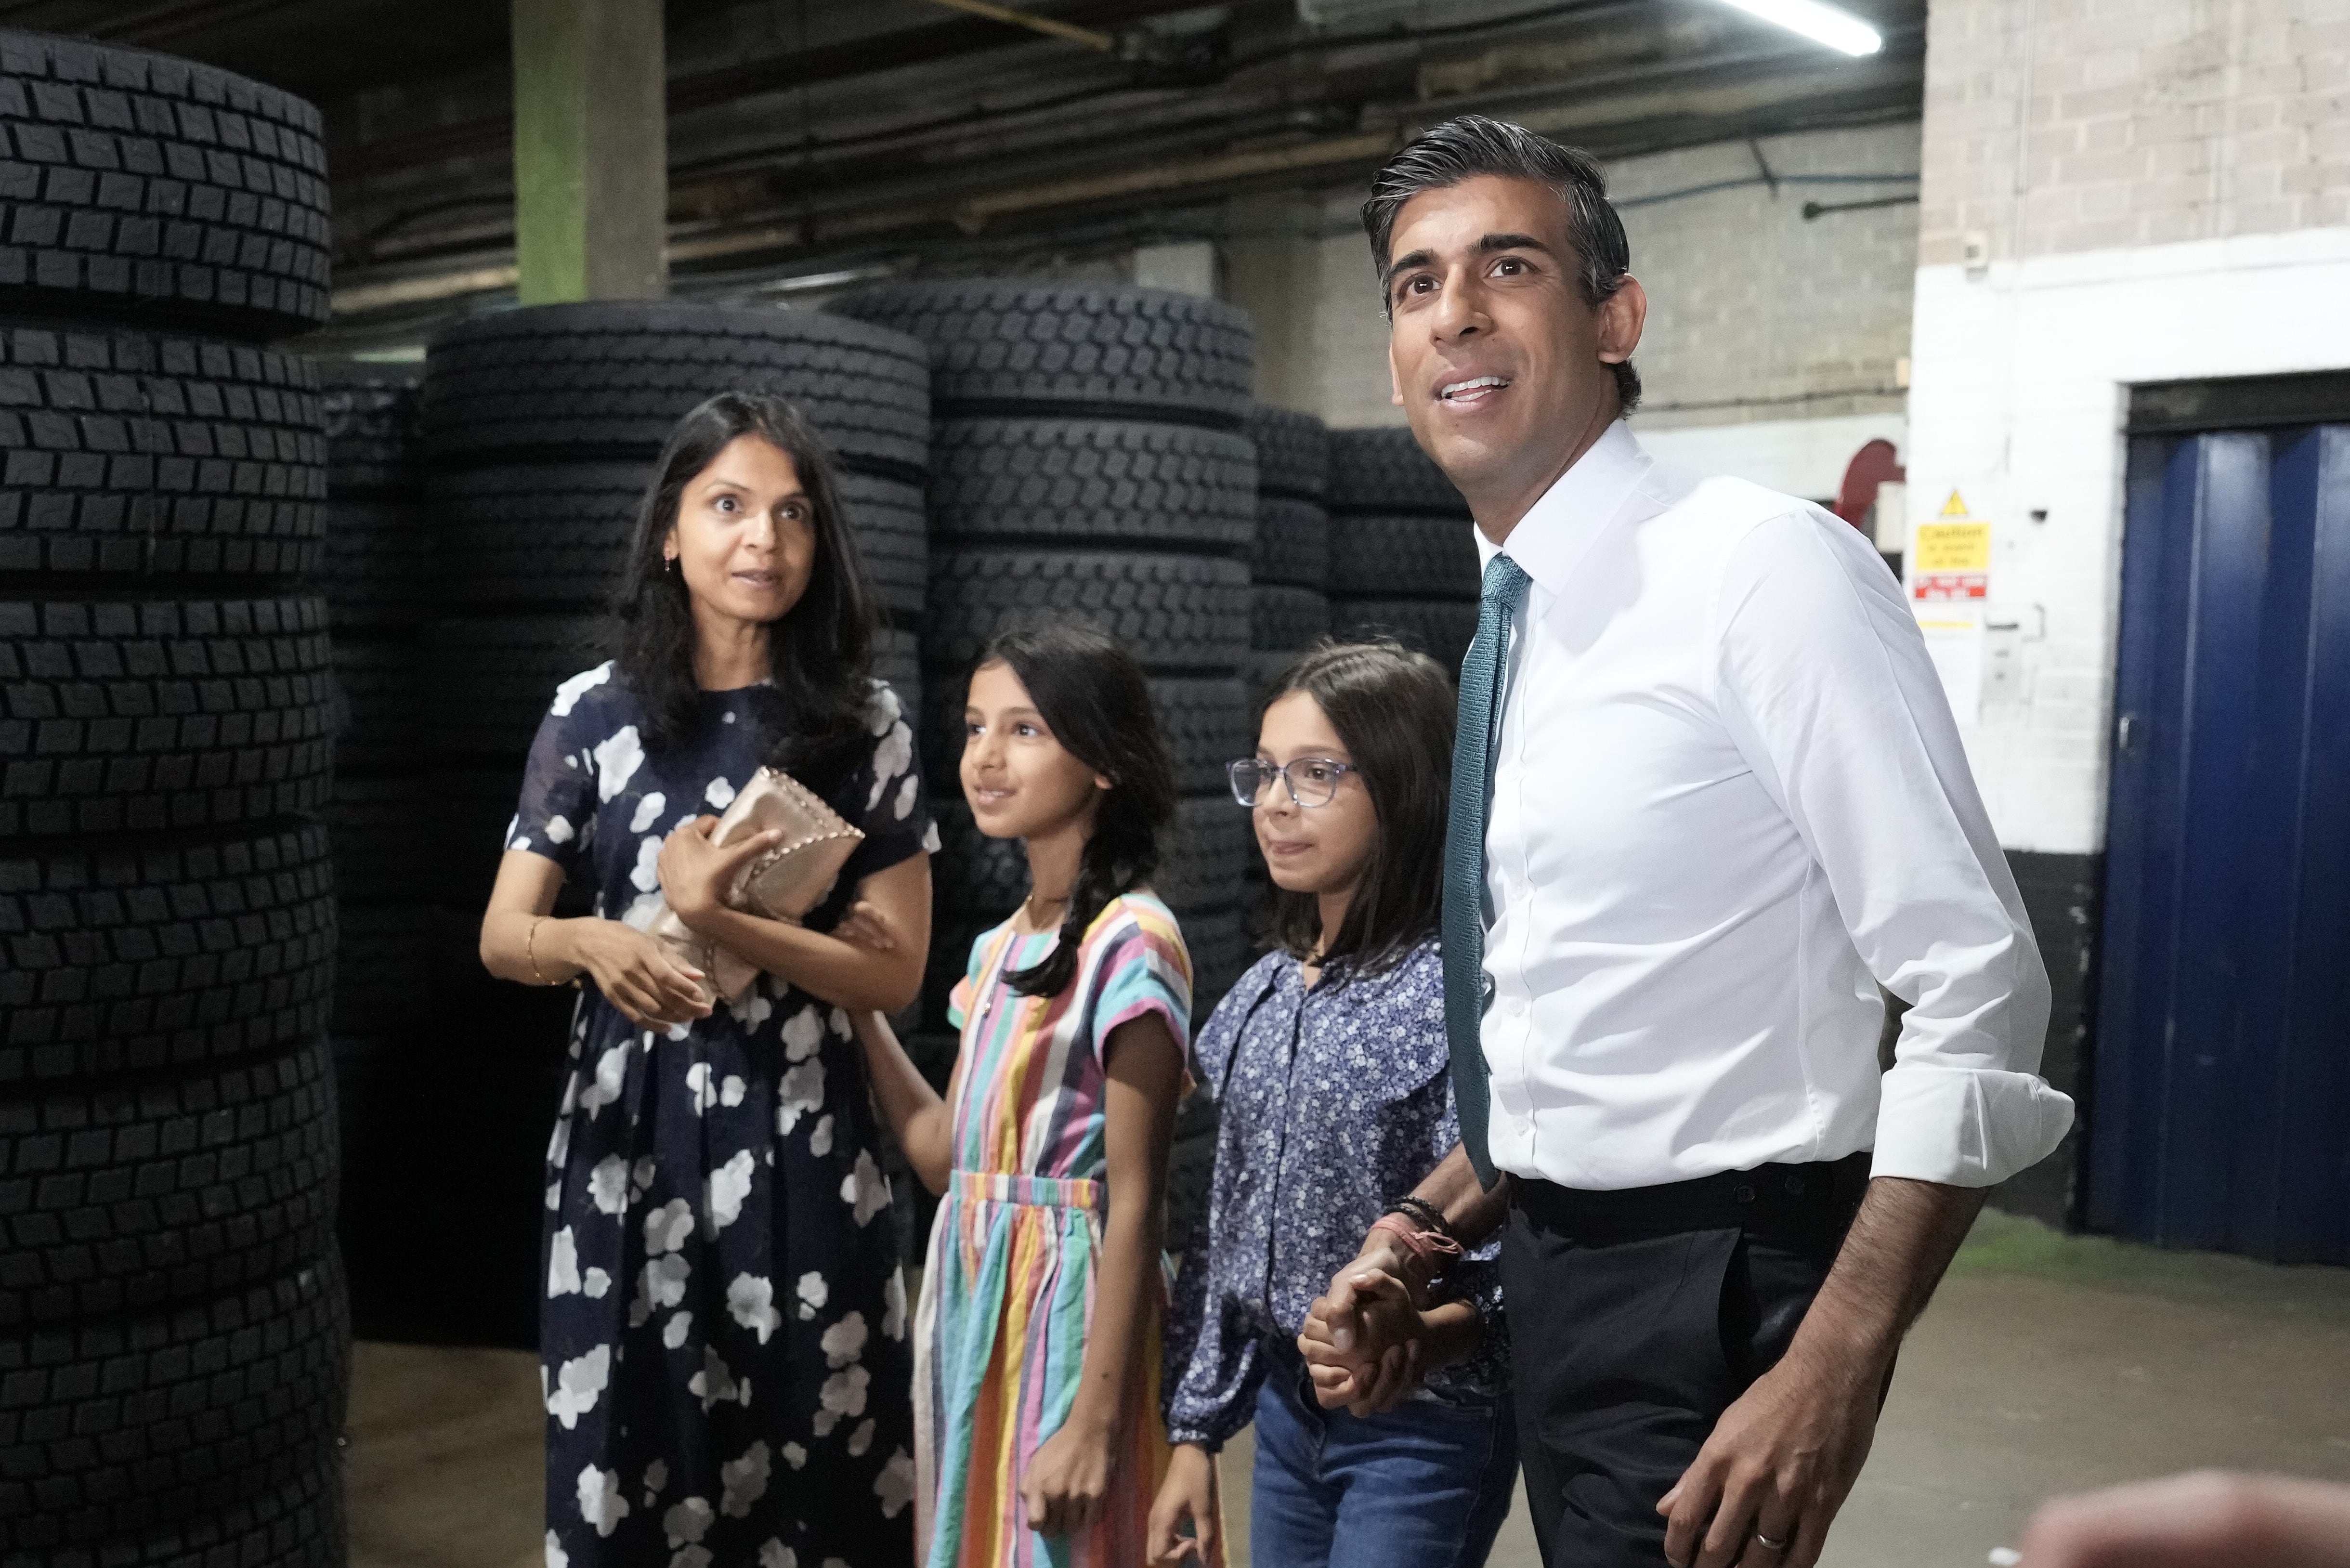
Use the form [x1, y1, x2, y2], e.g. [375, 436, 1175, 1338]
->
[1227, 757, 1358, 809]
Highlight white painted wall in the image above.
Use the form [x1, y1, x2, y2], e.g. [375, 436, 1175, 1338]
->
[1905, 227, 2350, 855]
[1634, 412, 1908, 505]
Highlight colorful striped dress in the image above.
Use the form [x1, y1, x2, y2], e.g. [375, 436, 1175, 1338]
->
[912, 892, 1195, 1568]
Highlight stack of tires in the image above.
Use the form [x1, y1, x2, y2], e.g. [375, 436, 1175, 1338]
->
[1325, 427, 1480, 671]
[0, 32, 347, 1568]
[829, 281, 1259, 1058]
[1241, 403, 1332, 705]
[311, 359, 433, 1337]
[403, 302, 931, 1340]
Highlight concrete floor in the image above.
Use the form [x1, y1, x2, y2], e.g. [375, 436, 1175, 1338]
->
[346, 1212, 2350, 1568]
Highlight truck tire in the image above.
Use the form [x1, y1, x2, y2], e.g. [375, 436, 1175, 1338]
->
[1251, 496, 1328, 589]
[1325, 513, 1479, 598]
[0, 1037, 337, 1329]
[0, 318, 325, 580]
[0, 34, 331, 339]
[928, 417, 1253, 552]
[0, 596, 335, 838]
[1330, 598, 1478, 674]
[924, 549, 1247, 675]
[0, 821, 336, 1085]
[829, 281, 1252, 426]
[313, 360, 422, 496]
[1326, 427, 1468, 517]
[1242, 403, 1328, 501]
[1249, 585, 1328, 652]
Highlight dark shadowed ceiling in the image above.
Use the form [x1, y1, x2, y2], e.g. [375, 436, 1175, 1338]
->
[0, 0, 1925, 339]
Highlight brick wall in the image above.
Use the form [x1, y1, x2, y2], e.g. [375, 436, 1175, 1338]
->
[1918, 0, 2350, 267]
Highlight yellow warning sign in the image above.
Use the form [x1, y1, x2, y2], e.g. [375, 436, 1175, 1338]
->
[1914, 522, 1991, 573]
[1940, 489, 1971, 517]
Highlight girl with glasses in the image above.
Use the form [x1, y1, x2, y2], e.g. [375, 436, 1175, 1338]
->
[1148, 640, 1516, 1568]
[846, 625, 1199, 1567]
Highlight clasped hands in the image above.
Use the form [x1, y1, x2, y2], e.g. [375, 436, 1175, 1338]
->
[1295, 1232, 1441, 1416]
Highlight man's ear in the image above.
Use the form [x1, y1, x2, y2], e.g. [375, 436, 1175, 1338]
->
[1596, 275, 1647, 365]
[1388, 338, 1405, 407]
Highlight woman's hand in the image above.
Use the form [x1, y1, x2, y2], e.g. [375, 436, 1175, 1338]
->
[1021, 1412, 1115, 1539]
[656, 816, 780, 928]
[1300, 1269, 1426, 1415]
[1146, 1443, 1219, 1564]
[571, 919, 711, 1031]
[831, 899, 899, 953]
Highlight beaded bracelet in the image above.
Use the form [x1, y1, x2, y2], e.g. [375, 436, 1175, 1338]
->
[1385, 1194, 1455, 1241]
[1369, 1212, 1463, 1291]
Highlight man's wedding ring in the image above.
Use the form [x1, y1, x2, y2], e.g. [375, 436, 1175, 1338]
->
[1753, 1531, 1790, 1553]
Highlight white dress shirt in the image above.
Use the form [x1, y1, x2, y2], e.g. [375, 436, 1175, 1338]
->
[1475, 421, 2073, 1191]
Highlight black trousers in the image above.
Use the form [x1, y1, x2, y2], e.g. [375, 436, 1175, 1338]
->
[1500, 1154, 1868, 1568]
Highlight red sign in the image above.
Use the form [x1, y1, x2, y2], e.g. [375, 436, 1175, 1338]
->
[1913, 572, 1987, 601]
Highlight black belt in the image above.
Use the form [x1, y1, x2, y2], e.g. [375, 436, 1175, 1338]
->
[1510, 1150, 1871, 1249]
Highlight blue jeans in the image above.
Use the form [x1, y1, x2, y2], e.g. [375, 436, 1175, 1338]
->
[1250, 1350, 1518, 1568]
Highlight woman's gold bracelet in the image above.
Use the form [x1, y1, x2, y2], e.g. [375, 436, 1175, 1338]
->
[527, 916, 552, 985]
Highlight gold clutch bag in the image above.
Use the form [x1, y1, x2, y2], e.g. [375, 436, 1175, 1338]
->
[643, 767, 864, 1008]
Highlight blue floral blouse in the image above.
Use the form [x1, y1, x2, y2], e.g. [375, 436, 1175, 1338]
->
[1162, 936, 1506, 1449]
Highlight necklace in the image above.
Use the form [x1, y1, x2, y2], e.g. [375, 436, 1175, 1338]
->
[1022, 886, 1071, 928]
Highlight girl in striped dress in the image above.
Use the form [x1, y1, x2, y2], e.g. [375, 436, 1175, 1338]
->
[848, 625, 1201, 1567]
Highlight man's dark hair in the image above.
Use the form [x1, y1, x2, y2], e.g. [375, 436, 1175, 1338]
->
[1363, 114, 1641, 411]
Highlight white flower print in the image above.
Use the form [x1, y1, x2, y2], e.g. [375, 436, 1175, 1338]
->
[865, 721, 912, 811]
[593, 724, 645, 801]
[841, 1149, 889, 1227]
[759, 1542, 797, 1568]
[795, 1271, 828, 1319]
[847, 1418, 875, 1457]
[545, 1529, 568, 1568]
[622, 889, 666, 930]
[546, 1113, 572, 1170]
[782, 1442, 808, 1471]
[686, 1062, 718, 1114]
[589, 1155, 630, 1215]
[689, 1346, 750, 1412]
[866, 681, 902, 733]
[663, 1310, 692, 1350]
[549, 662, 612, 717]
[546, 1345, 610, 1430]
[672, 1548, 712, 1568]
[545, 815, 574, 844]
[922, 820, 942, 854]
[808, 1114, 834, 1157]
[584, 1267, 611, 1299]
[630, 791, 668, 833]
[811, 1364, 869, 1436]
[893, 772, 919, 822]
[631, 834, 664, 893]
[633, 1157, 657, 1199]
[780, 1005, 824, 1062]
[545, 1180, 561, 1213]
[645, 1198, 695, 1254]
[664, 1495, 714, 1547]
[577, 1041, 631, 1117]
[728, 1273, 782, 1343]
[632, 1253, 691, 1328]
[819, 1310, 868, 1369]
[643, 1458, 669, 1498]
[720, 1439, 771, 1517]
[708, 1149, 756, 1230]
[777, 1058, 825, 1134]
[874, 1448, 916, 1519]
[828, 1007, 852, 1040]
[734, 984, 773, 1029]
[547, 1227, 582, 1297]
[577, 1463, 630, 1537]
[705, 776, 736, 809]
[882, 1269, 907, 1341]
[721, 1073, 746, 1107]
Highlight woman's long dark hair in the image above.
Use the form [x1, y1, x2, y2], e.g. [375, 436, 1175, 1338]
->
[612, 392, 875, 795]
[1266, 640, 1455, 977]
[981, 626, 1176, 1000]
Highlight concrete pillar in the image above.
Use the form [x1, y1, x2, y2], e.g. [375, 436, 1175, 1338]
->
[1132, 240, 1219, 300]
[511, 0, 667, 303]
[1221, 193, 1324, 413]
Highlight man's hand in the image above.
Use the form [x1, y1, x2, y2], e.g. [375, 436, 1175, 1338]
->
[1300, 1269, 1426, 1413]
[1657, 1337, 1882, 1568]
[1145, 1442, 1219, 1564]
[2016, 1472, 2350, 1568]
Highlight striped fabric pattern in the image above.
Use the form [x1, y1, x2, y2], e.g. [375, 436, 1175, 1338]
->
[913, 894, 1200, 1568]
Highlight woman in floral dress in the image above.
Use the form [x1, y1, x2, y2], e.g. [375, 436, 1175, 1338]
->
[480, 393, 934, 1568]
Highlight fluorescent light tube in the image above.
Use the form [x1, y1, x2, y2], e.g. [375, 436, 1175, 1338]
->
[1717, 0, 1883, 55]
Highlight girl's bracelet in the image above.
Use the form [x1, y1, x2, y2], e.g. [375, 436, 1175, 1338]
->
[1368, 1212, 1463, 1291]
[1385, 1194, 1455, 1241]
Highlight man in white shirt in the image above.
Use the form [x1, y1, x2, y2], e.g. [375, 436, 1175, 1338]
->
[1299, 117, 2074, 1568]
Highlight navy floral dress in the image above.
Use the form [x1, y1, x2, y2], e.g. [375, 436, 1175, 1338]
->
[508, 661, 936, 1568]
[1163, 937, 1506, 1448]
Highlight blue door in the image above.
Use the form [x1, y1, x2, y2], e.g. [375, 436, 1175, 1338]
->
[2090, 426, 2350, 1262]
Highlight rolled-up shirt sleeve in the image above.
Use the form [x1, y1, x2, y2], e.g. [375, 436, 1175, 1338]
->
[1710, 509, 2075, 1187]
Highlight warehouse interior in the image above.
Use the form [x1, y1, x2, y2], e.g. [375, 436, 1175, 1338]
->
[0, 0, 2344, 1565]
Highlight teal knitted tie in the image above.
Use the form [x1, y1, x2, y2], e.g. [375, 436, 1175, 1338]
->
[1443, 552, 1528, 1189]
